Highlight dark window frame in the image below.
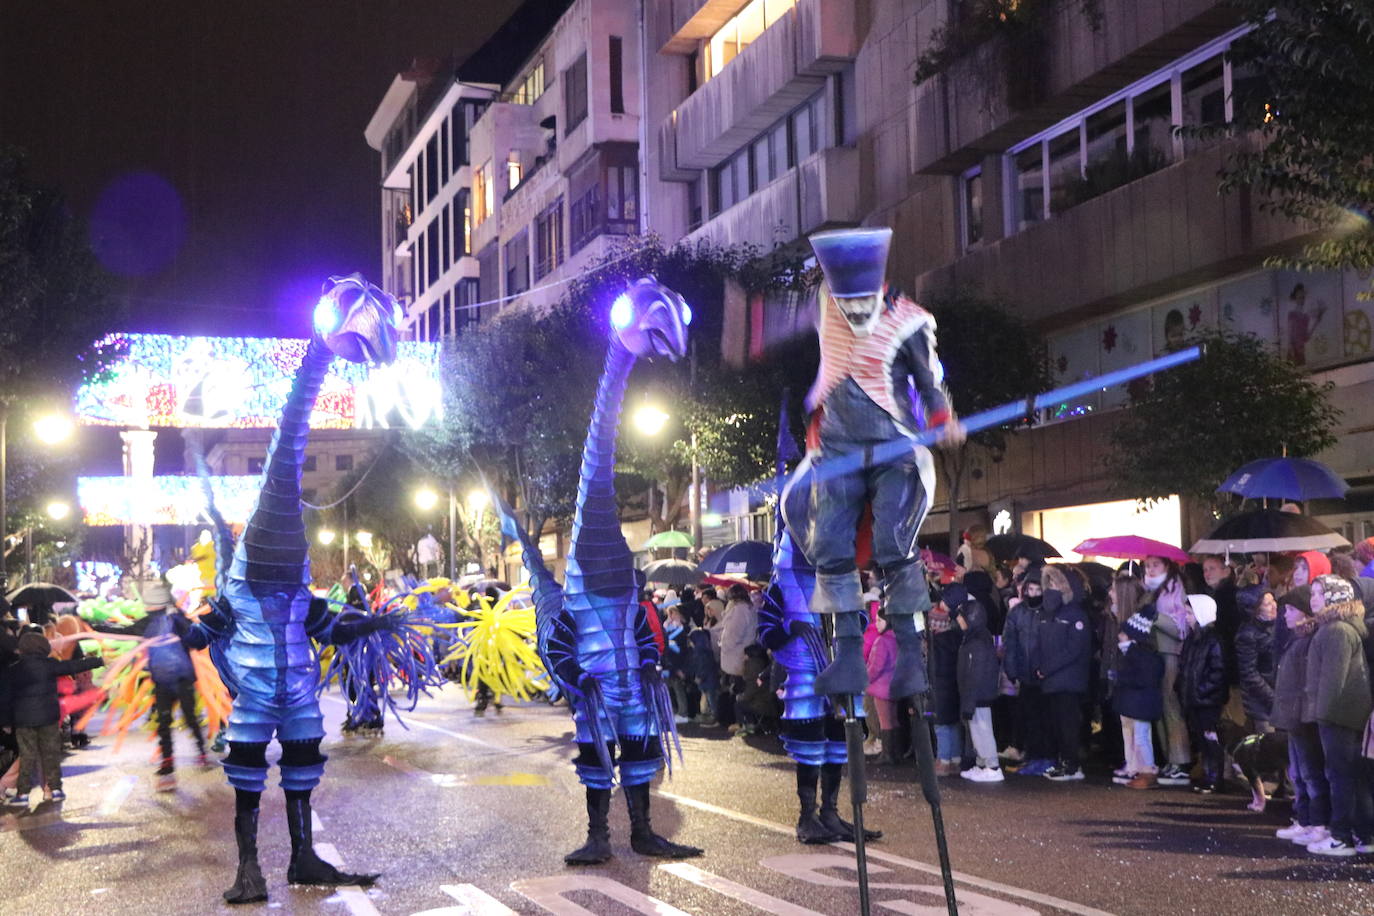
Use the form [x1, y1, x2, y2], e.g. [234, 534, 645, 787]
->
[564, 54, 589, 134]
[609, 37, 625, 114]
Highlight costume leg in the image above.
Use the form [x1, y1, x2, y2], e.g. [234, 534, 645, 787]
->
[621, 735, 701, 858]
[178, 677, 206, 755]
[870, 450, 933, 700]
[809, 457, 869, 697]
[820, 716, 881, 840]
[881, 561, 930, 699]
[566, 741, 616, 865]
[222, 741, 269, 904]
[280, 739, 379, 886]
[812, 584, 867, 696]
[784, 718, 840, 843]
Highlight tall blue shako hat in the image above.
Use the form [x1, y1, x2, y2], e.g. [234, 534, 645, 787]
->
[809, 227, 893, 298]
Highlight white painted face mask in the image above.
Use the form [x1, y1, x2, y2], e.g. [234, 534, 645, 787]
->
[835, 294, 884, 338]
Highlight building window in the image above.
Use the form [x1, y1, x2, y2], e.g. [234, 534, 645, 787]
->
[570, 184, 600, 253]
[687, 179, 702, 231]
[606, 165, 638, 233]
[440, 116, 450, 184]
[302, 488, 317, 503]
[425, 134, 439, 205]
[427, 303, 441, 341]
[960, 167, 983, 251]
[426, 222, 440, 285]
[564, 54, 588, 134]
[474, 160, 493, 226]
[302, 455, 317, 472]
[336, 454, 353, 472]
[457, 277, 480, 329]
[504, 231, 530, 297]
[441, 204, 452, 273]
[511, 58, 545, 104]
[534, 197, 565, 280]
[459, 189, 472, 256]
[507, 150, 523, 192]
[703, 0, 796, 82]
[248, 457, 265, 474]
[609, 37, 625, 114]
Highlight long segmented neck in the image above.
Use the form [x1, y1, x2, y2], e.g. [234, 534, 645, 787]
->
[229, 338, 333, 586]
[564, 340, 636, 596]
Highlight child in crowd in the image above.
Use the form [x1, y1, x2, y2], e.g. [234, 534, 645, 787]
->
[928, 586, 965, 776]
[1272, 586, 1330, 844]
[1032, 566, 1092, 782]
[1234, 587, 1277, 734]
[865, 610, 899, 764]
[1113, 607, 1165, 789]
[955, 594, 1002, 782]
[1149, 563, 1194, 786]
[1179, 594, 1226, 794]
[8, 632, 104, 807]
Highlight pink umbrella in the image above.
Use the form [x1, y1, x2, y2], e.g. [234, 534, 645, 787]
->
[1073, 536, 1190, 564]
[920, 549, 959, 582]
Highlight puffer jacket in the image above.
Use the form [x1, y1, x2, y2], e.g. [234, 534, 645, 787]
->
[956, 600, 1000, 718]
[1306, 600, 1373, 732]
[866, 629, 897, 701]
[1002, 601, 1040, 683]
[1113, 641, 1165, 722]
[1234, 616, 1276, 721]
[1178, 624, 1226, 710]
[1031, 591, 1092, 695]
[1271, 622, 1316, 732]
[10, 653, 104, 729]
[928, 607, 962, 726]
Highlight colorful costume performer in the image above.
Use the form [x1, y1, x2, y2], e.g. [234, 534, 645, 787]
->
[188, 275, 412, 904]
[494, 278, 701, 865]
[784, 228, 954, 700]
[758, 408, 881, 844]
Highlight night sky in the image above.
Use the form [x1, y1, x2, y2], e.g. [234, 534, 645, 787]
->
[1, 0, 521, 339]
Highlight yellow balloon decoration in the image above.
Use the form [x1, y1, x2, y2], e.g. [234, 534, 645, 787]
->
[441, 586, 548, 703]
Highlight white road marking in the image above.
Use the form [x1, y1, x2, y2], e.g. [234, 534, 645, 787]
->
[440, 883, 521, 914]
[315, 842, 381, 916]
[657, 790, 1117, 916]
[659, 862, 827, 915]
[313, 809, 325, 832]
[322, 694, 506, 751]
[99, 775, 138, 815]
[512, 874, 692, 915]
[761, 853, 1037, 915]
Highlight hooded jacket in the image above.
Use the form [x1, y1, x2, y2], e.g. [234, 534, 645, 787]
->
[9, 648, 103, 729]
[1178, 623, 1227, 709]
[143, 608, 196, 684]
[866, 626, 897, 701]
[1002, 567, 1043, 683]
[956, 599, 1000, 717]
[1234, 615, 1277, 721]
[1305, 600, 1373, 732]
[928, 603, 962, 725]
[1271, 617, 1317, 732]
[1113, 627, 1165, 722]
[1031, 568, 1091, 695]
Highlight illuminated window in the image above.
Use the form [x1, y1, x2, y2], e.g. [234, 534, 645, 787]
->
[703, 0, 796, 82]
[507, 150, 523, 191]
[473, 161, 493, 226]
[511, 59, 545, 105]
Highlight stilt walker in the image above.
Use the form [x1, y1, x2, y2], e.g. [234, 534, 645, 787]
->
[783, 228, 964, 915]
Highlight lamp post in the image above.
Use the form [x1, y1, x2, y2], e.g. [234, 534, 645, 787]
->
[632, 401, 701, 554]
[1, 412, 77, 590]
[466, 487, 489, 573]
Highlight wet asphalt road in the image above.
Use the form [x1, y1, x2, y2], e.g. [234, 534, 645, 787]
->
[2, 689, 1371, 916]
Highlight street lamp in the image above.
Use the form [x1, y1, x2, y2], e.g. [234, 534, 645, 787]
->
[354, 531, 373, 549]
[46, 501, 70, 521]
[631, 401, 702, 550]
[317, 529, 336, 546]
[466, 488, 490, 514]
[632, 404, 669, 436]
[414, 487, 439, 511]
[33, 414, 75, 446]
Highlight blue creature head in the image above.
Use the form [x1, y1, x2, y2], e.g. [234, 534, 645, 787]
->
[609, 277, 690, 362]
[313, 273, 402, 366]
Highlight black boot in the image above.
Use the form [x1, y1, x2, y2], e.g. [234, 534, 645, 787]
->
[285, 792, 380, 886]
[625, 782, 703, 858]
[223, 804, 268, 904]
[879, 729, 903, 766]
[818, 763, 882, 841]
[813, 610, 869, 697]
[795, 764, 840, 844]
[564, 787, 613, 865]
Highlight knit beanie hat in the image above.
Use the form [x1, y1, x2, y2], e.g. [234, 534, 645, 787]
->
[1123, 606, 1156, 642]
[1313, 574, 1356, 609]
[1278, 586, 1313, 617]
[17, 632, 50, 656]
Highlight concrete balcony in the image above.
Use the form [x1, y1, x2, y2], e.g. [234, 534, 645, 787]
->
[687, 145, 859, 250]
[912, 0, 1241, 174]
[912, 138, 1315, 329]
[661, 0, 857, 173]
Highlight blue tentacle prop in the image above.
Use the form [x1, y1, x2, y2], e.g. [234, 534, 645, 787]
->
[640, 666, 683, 776]
[319, 600, 444, 728]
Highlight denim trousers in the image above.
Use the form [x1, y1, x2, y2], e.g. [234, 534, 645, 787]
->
[1121, 716, 1156, 775]
[934, 723, 963, 761]
[1318, 722, 1374, 844]
[1288, 723, 1329, 828]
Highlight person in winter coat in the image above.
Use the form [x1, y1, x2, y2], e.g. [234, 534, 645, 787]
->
[1031, 566, 1092, 781]
[1302, 575, 1374, 856]
[1002, 568, 1053, 773]
[718, 585, 757, 681]
[141, 581, 209, 788]
[928, 589, 964, 775]
[1113, 607, 1165, 789]
[8, 632, 104, 806]
[956, 597, 1002, 782]
[1273, 587, 1328, 844]
[1178, 594, 1226, 793]
[1234, 587, 1278, 734]
[865, 612, 899, 764]
[1149, 564, 1194, 786]
[687, 623, 718, 725]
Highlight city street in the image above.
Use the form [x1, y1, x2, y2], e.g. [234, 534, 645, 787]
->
[2, 689, 1369, 916]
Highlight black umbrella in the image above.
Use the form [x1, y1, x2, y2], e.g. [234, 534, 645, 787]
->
[1191, 509, 1349, 555]
[641, 559, 702, 588]
[5, 582, 79, 626]
[698, 540, 772, 581]
[985, 533, 1061, 564]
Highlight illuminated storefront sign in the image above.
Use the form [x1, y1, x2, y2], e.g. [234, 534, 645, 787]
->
[1023, 496, 1182, 562]
[79, 475, 261, 526]
[75, 333, 441, 430]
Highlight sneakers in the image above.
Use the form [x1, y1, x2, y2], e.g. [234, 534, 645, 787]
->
[1292, 826, 1329, 846]
[863, 738, 883, 758]
[9, 793, 29, 807]
[1191, 781, 1218, 795]
[960, 766, 1005, 783]
[934, 759, 959, 776]
[1307, 836, 1357, 857]
[1111, 770, 1136, 785]
[156, 773, 177, 793]
[1275, 821, 1307, 839]
[50, 789, 66, 801]
[1043, 765, 1085, 782]
[1126, 773, 1159, 790]
[1017, 758, 1053, 776]
[1000, 747, 1025, 763]
[1157, 764, 1190, 786]
[673, 715, 690, 725]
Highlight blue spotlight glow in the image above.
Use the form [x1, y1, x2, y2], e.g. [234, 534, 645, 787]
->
[681, 303, 693, 326]
[313, 296, 341, 336]
[610, 294, 634, 329]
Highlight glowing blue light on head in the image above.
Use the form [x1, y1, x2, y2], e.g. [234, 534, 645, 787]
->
[610, 293, 634, 329]
[313, 296, 341, 336]
[681, 303, 692, 326]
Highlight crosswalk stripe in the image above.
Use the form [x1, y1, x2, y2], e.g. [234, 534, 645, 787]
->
[659, 862, 827, 915]
[315, 842, 381, 916]
[440, 883, 520, 915]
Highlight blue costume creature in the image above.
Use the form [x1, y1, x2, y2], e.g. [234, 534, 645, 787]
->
[784, 228, 960, 701]
[758, 404, 882, 844]
[188, 275, 417, 904]
[492, 277, 702, 865]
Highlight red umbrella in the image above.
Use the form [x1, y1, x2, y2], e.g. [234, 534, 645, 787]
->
[1073, 536, 1190, 564]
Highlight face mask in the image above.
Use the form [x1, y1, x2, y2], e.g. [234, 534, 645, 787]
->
[1025, 593, 1043, 609]
[834, 295, 883, 337]
[1143, 573, 1166, 591]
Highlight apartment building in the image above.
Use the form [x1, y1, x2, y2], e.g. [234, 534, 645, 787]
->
[645, 0, 1374, 549]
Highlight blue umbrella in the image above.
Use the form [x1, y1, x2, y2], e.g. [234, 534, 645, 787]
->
[698, 540, 773, 581]
[1217, 457, 1349, 501]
